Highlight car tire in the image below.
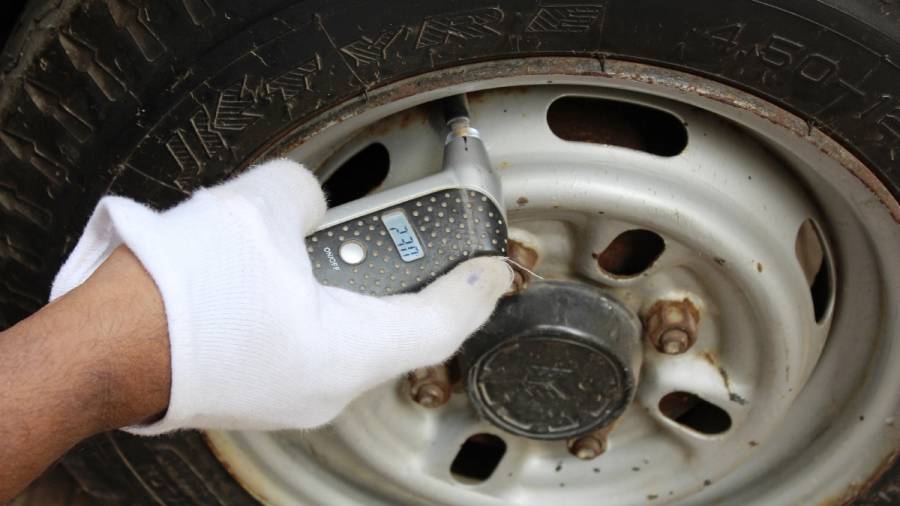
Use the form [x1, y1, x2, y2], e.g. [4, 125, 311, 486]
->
[2, 0, 899, 503]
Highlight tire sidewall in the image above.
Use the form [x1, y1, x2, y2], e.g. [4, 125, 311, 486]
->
[1, 0, 898, 503]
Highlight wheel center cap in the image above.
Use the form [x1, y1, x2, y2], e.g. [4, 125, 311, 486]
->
[460, 281, 642, 440]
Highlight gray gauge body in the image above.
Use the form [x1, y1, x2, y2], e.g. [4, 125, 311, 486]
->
[306, 128, 506, 295]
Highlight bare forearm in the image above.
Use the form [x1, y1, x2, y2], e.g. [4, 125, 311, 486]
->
[0, 247, 171, 502]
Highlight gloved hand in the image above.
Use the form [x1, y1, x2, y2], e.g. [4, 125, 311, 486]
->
[50, 159, 512, 434]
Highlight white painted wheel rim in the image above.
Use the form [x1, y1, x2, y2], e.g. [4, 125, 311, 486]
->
[205, 59, 900, 506]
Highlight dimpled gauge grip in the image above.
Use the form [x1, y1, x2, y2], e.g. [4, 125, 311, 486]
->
[306, 189, 507, 295]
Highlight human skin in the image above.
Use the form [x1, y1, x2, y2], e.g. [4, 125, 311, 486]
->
[0, 246, 171, 502]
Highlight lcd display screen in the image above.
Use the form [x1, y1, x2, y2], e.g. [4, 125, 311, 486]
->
[381, 209, 425, 262]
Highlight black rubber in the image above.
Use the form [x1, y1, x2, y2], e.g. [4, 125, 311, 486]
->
[1, 0, 898, 503]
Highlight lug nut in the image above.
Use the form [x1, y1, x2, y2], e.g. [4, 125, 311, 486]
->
[643, 299, 700, 354]
[567, 426, 612, 461]
[570, 436, 605, 460]
[660, 329, 690, 354]
[408, 365, 451, 408]
[414, 384, 446, 407]
[506, 239, 539, 294]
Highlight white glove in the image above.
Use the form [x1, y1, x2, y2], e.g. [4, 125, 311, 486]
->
[50, 159, 512, 433]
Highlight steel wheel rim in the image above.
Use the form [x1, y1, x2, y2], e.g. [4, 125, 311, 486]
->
[205, 58, 900, 505]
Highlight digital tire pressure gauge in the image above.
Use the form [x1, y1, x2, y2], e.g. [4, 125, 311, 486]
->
[305, 96, 507, 295]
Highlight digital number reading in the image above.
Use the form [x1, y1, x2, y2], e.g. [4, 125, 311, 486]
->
[382, 210, 426, 262]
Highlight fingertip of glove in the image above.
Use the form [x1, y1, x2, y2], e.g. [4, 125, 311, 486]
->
[260, 158, 326, 216]
[213, 158, 327, 231]
[251, 157, 307, 178]
[436, 256, 514, 299]
[245, 159, 320, 194]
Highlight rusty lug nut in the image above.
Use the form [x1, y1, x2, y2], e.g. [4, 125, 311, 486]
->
[408, 365, 451, 408]
[643, 299, 700, 355]
[415, 384, 446, 407]
[567, 428, 610, 460]
[506, 239, 539, 294]
[660, 329, 690, 354]
[569, 436, 605, 460]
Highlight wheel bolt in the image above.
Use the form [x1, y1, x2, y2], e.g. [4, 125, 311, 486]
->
[567, 427, 611, 460]
[571, 437, 605, 460]
[643, 299, 700, 355]
[408, 366, 451, 408]
[506, 239, 539, 294]
[414, 384, 447, 407]
[660, 329, 690, 354]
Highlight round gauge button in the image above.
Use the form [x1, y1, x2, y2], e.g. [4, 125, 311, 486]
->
[339, 240, 367, 265]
